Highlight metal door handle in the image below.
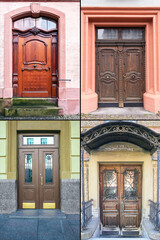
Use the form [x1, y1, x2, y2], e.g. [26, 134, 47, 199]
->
[41, 176, 43, 186]
[48, 66, 51, 72]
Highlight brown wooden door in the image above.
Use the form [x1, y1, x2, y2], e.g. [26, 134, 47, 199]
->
[96, 28, 145, 107]
[19, 148, 59, 209]
[100, 165, 142, 233]
[18, 35, 52, 98]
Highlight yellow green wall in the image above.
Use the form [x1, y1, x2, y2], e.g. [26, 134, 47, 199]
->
[0, 121, 80, 180]
[0, 121, 7, 179]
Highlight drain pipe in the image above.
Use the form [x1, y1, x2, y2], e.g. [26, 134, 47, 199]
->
[81, 147, 86, 229]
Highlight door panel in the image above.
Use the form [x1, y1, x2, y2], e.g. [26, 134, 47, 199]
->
[19, 148, 59, 209]
[100, 165, 142, 233]
[123, 47, 144, 102]
[96, 47, 118, 102]
[39, 149, 59, 209]
[18, 35, 52, 98]
[19, 149, 39, 208]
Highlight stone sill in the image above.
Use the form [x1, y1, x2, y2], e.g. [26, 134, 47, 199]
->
[81, 217, 99, 240]
[142, 218, 160, 239]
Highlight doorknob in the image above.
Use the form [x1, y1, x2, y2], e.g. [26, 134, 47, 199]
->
[48, 66, 51, 72]
[41, 176, 43, 186]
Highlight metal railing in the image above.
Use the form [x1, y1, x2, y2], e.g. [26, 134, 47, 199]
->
[149, 200, 160, 230]
[82, 199, 93, 229]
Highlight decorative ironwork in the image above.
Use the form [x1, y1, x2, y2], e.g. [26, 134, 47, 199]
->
[123, 168, 139, 200]
[81, 122, 160, 154]
[81, 199, 93, 229]
[103, 169, 118, 200]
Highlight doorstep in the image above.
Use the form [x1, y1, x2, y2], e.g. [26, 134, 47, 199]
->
[81, 217, 100, 239]
[142, 218, 160, 240]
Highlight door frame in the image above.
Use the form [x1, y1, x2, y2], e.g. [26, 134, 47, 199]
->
[99, 163, 142, 231]
[95, 27, 145, 107]
[17, 133, 60, 209]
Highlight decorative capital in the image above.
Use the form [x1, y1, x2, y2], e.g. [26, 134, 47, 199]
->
[30, 3, 41, 17]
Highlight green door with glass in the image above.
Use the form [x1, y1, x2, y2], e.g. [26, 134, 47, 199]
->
[18, 134, 59, 209]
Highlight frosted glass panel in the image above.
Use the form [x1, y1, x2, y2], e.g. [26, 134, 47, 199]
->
[122, 29, 143, 40]
[97, 29, 118, 40]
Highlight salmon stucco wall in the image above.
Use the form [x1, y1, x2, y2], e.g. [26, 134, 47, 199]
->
[81, 7, 160, 114]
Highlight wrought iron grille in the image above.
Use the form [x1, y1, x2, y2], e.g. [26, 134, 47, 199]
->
[149, 200, 160, 230]
[82, 199, 93, 229]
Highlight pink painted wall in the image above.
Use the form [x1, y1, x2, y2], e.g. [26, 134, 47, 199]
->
[81, 7, 160, 114]
[0, 2, 80, 114]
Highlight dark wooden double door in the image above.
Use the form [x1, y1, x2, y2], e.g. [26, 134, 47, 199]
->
[100, 165, 142, 234]
[19, 148, 59, 209]
[96, 34, 145, 107]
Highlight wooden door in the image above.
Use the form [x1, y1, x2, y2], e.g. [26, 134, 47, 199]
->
[18, 35, 52, 98]
[96, 27, 145, 107]
[18, 148, 59, 209]
[100, 165, 142, 234]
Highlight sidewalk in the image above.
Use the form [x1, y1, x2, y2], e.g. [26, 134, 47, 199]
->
[0, 211, 80, 240]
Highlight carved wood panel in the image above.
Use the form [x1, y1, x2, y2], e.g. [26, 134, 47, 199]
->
[100, 165, 142, 230]
[96, 44, 145, 106]
[13, 30, 58, 98]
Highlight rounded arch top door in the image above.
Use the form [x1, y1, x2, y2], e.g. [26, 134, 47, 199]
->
[13, 17, 58, 98]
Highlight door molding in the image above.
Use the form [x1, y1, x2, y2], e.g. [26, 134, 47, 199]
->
[2, 3, 65, 99]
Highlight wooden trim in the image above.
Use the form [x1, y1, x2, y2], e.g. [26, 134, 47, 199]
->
[12, 35, 19, 97]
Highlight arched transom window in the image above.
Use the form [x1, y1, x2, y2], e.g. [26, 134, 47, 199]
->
[14, 17, 57, 31]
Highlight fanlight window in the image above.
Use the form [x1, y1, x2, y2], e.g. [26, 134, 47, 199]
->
[14, 17, 57, 31]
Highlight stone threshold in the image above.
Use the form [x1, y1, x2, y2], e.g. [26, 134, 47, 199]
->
[142, 218, 160, 240]
[81, 217, 100, 239]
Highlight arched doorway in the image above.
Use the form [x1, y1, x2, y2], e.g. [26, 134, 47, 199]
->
[13, 16, 58, 101]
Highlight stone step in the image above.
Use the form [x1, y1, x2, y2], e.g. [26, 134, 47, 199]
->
[12, 98, 57, 106]
[5, 106, 63, 117]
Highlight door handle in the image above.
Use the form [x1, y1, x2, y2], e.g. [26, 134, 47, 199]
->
[48, 66, 51, 72]
[41, 176, 43, 186]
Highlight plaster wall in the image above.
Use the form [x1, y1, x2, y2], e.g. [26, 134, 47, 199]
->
[0, 2, 80, 114]
[88, 142, 153, 219]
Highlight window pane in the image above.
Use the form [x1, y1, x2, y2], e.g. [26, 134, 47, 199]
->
[14, 19, 24, 30]
[97, 28, 118, 40]
[23, 136, 54, 145]
[124, 170, 138, 199]
[24, 17, 35, 30]
[122, 28, 143, 40]
[104, 170, 117, 199]
[48, 20, 57, 30]
[25, 154, 32, 183]
[45, 154, 53, 183]
[36, 17, 47, 31]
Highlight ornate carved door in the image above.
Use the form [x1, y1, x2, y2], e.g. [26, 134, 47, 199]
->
[13, 17, 58, 99]
[100, 165, 142, 235]
[96, 28, 145, 107]
[18, 134, 59, 209]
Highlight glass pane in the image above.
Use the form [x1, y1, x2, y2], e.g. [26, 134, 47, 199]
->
[25, 154, 32, 183]
[23, 17, 35, 30]
[97, 28, 118, 40]
[14, 19, 24, 30]
[23, 136, 54, 145]
[122, 28, 143, 40]
[14, 17, 57, 31]
[48, 20, 57, 30]
[45, 154, 53, 183]
[104, 170, 117, 199]
[124, 170, 138, 199]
